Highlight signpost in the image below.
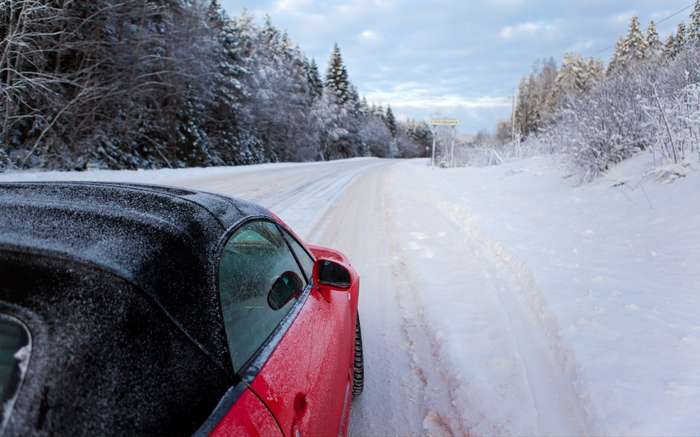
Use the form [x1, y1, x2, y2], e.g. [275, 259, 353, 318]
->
[429, 119, 460, 168]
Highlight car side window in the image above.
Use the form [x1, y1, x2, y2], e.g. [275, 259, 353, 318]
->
[281, 230, 315, 282]
[218, 221, 307, 373]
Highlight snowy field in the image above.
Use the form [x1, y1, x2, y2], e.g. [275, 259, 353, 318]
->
[2, 155, 698, 436]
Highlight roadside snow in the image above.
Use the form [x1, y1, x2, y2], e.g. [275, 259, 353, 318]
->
[0, 158, 375, 185]
[384, 154, 700, 436]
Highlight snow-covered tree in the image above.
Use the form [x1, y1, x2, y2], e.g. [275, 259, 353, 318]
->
[325, 43, 352, 105]
[624, 17, 649, 62]
[306, 58, 324, 101]
[549, 54, 602, 112]
[664, 33, 678, 59]
[646, 20, 663, 60]
[688, 0, 700, 46]
[674, 22, 687, 54]
[0, 1, 402, 170]
[608, 38, 626, 74]
[609, 16, 648, 73]
[385, 106, 398, 138]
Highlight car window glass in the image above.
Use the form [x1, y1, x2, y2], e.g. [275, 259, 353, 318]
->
[282, 230, 315, 282]
[219, 221, 307, 373]
[0, 316, 30, 431]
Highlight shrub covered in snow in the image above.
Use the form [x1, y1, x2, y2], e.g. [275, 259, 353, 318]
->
[489, 6, 700, 183]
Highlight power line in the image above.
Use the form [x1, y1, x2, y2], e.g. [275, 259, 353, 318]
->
[591, 2, 695, 57]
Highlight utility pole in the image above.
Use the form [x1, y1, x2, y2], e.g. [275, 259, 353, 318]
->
[512, 89, 521, 158]
[512, 90, 517, 146]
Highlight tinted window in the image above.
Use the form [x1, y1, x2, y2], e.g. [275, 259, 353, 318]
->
[282, 231, 315, 282]
[219, 221, 306, 373]
[0, 317, 30, 430]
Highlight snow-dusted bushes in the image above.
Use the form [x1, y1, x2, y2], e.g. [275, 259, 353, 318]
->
[545, 47, 700, 182]
[494, 4, 700, 182]
[455, 137, 554, 168]
[645, 49, 700, 166]
[548, 66, 654, 181]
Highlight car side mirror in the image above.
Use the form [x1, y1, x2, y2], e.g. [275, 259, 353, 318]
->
[317, 260, 351, 289]
[268, 271, 304, 310]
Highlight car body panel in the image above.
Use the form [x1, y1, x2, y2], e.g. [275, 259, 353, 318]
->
[248, 286, 353, 437]
[209, 388, 283, 437]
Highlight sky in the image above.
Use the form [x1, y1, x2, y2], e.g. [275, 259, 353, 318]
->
[221, 0, 693, 133]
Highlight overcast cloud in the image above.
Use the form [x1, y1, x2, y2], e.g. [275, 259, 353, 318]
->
[221, 0, 691, 133]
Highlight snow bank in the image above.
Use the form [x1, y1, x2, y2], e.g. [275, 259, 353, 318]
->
[387, 154, 700, 435]
[0, 158, 376, 184]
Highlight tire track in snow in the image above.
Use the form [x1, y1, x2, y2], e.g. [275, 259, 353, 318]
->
[384, 190, 471, 437]
[384, 161, 594, 436]
[434, 201, 596, 436]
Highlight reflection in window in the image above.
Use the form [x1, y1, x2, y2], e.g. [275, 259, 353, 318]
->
[219, 221, 306, 372]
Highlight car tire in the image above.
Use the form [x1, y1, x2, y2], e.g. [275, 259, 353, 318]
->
[352, 314, 364, 398]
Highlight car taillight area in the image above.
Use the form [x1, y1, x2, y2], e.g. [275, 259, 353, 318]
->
[0, 316, 30, 430]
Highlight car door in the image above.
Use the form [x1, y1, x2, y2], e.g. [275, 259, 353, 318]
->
[248, 227, 355, 437]
[216, 219, 354, 437]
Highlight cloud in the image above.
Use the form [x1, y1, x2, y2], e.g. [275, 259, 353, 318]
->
[610, 10, 636, 26]
[274, 0, 314, 13]
[358, 30, 380, 42]
[365, 83, 511, 110]
[499, 21, 558, 40]
[485, 0, 525, 10]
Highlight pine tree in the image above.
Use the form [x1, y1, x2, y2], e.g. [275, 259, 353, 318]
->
[325, 43, 351, 105]
[646, 20, 662, 60]
[207, 0, 224, 29]
[689, 0, 700, 46]
[306, 58, 323, 101]
[621, 16, 649, 65]
[664, 33, 677, 59]
[359, 97, 370, 117]
[385, 105, 397, 138]
[608, 37, 626, 74]
[674, 22, 687, 54]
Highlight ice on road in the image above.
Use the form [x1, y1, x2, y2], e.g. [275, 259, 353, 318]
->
[3, 155, 699, 436]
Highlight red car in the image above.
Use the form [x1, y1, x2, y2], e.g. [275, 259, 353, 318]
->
[0, 182, 363, 436]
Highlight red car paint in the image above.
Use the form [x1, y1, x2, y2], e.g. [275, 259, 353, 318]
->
[211, 389, 283, 436]
[210, 218, 360, 437]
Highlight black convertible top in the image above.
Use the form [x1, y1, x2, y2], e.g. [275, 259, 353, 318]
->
[0, 181, 272, 435]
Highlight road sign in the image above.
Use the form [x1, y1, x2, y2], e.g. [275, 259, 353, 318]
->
[430, 119, 460, 127]
[429, 119, 460, 167]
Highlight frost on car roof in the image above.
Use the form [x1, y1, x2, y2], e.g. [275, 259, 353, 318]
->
[0, 182, 273, 435]
[0, 254, 233, 435]
[0, 182, 271, 376]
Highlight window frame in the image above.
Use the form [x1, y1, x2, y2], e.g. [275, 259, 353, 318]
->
[278, 227, 316, 284]
[214, 216, 313, 385]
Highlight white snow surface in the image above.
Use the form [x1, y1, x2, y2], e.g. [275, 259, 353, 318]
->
[2, 154, 699, 436]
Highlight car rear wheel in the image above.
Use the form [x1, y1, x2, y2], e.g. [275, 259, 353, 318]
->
[352, 314, 364, 398]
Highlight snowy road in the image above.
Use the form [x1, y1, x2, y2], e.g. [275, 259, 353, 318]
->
[3, 156, 699, 436]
